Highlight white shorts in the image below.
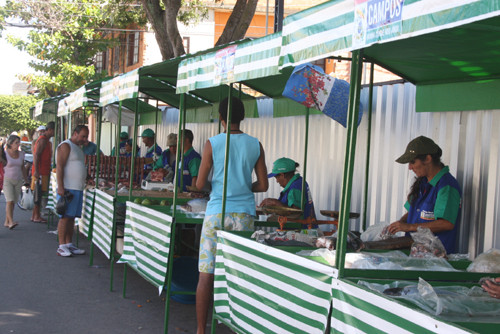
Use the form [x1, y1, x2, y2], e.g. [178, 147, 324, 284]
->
[3, 177, 23, 202]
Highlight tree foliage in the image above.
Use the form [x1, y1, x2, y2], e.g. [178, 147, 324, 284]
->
[0, 95, 40, 136]
[0, 0, 146, 99]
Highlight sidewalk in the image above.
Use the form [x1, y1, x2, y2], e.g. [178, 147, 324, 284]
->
[0, 195, 232, 334]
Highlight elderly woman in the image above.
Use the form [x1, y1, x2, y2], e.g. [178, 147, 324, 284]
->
[3, 135, 30, 230]
[387, 136, 462, 254]
[260, 157, 316, 225]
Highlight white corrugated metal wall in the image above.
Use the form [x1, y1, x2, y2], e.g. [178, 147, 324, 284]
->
[144, 82, 500, 257]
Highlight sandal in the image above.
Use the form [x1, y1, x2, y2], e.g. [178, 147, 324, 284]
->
[33, 219, 47, 223]
[9, 223, 18, 230]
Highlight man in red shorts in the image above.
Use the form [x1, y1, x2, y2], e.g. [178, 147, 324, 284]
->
[31, 121, 55, 223]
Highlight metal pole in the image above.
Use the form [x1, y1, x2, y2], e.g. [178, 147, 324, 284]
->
[129, 99, 140, 200]
[301, 107, 310, 218]
[221, 84, 234, 230]
[335, 50, 364, 277]
[362, 63, 375, 231]
[165, 93, 185, 333]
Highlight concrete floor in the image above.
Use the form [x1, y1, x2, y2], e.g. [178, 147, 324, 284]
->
[0, 194, 234, 334]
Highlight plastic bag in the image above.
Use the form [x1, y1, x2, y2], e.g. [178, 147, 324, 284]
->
[347, 251, 457, 271]
[409, 227, 447, 258]
[296, 248, 336, 266]
[361, 222, 404, 242]
[359, 278, 500, 320]
[19, 187, 34, 210]
[467, 249, 500, 273]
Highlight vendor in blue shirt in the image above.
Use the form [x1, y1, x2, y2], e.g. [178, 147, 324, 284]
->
[111, 131, 129, 157]
[177, 129, 201, 191]
[81, 139, 102, 156]
[153, 133, 177, 182]
[260, 157, 316, 227]
[140, 128, 162, 174]
[387, 136, 462, 254]
[124, 139, 139, 158]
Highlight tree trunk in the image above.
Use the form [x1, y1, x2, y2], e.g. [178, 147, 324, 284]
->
[216, 0, 258, 46]
[164, 0, 185, 57]
[141, 0, 175, 60]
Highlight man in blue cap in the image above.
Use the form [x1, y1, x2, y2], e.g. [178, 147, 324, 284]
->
[111, 131, 129, 157]
[141, 128, 162, 174]
[260, 157, 316, 223]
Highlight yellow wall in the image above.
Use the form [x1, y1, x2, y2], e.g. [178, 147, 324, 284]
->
[214, 12, 275, 43]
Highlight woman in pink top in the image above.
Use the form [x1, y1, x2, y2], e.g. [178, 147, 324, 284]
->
[3, 135, 29, 230]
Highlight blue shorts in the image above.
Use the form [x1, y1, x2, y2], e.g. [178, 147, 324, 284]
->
[57, 189, 84, 218]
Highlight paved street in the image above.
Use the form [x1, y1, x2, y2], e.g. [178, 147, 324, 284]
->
[0, 194, 231, 334]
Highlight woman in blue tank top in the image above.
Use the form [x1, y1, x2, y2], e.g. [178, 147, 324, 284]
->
[195, 97, 268, 334]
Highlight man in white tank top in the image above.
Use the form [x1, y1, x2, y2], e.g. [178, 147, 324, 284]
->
[55, 125, 89, 257]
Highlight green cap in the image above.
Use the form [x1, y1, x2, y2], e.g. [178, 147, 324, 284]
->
[268, 157, 297, 177]
[120, 131, 129, 139]
[396, 136, 441, 164]
[141, 128, 155, 138]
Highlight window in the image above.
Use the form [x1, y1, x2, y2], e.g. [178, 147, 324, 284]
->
[182, 37, 190, 54]
[95, 51, 107, 73]
[113, 45, 120, 72]
[127, 31, 140, 66]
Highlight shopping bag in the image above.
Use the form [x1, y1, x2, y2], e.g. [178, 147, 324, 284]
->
[19, 187, 34, 210]
[33, 179, 42, 205]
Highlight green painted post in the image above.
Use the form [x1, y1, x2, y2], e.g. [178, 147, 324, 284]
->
[128, 99, 140, 200]
[220, 84, 234, 230]
[301, 107, 310, 218]
[336, 49, 364, 278]
[164, 93, 186, 334]
[362, 63, 375, 231]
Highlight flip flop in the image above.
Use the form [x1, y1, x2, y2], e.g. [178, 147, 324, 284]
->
[9, 223, 18, 230]
[33, 219, 47, 223]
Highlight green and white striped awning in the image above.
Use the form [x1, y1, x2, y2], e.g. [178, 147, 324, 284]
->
[117, 202, 172, 294]
[99, 69, 140, 107]
[57, 85, 92, 117]
[176, 34, 282, 94]
[92, 189, 115, 259]
[76, 188, 95, 238]
[279, 0, 500, 69]
[47, 172, 57, 213]
[214, 231, 334, 334]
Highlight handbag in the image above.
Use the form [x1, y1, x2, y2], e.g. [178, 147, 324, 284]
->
[19, 187, 34, 210]
[34, 179, 42, 205]
[56, 191, 74, 215]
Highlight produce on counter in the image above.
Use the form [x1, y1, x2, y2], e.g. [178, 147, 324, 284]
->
[315, 231, 364, 252]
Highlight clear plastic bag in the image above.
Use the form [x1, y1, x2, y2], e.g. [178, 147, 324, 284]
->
[361, 222, 403, 242]
[467, 249, 500, 273]
[19, 186, 34, 210]
[410, 227, 447, 258]
[359, 278, 500, 321]
[347, 251, 457, 271]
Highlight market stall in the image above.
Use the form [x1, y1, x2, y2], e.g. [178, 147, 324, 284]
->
[174, 0, 500, 333]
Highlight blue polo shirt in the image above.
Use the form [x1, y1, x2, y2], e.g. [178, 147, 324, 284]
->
[404, 166, 462, 254]
[144, 143, 162, 171]
[177, 147, 201, 191]
[278, 174, 317, 227]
